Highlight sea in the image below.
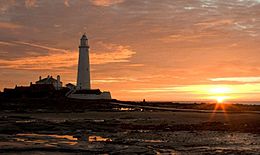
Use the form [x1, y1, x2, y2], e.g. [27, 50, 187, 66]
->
[169, 101, 260, 105]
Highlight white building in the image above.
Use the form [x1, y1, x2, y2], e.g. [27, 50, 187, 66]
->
[35, 75, 62, 90]
[67, 34, 112, 100]
[76, 34, 91, 90]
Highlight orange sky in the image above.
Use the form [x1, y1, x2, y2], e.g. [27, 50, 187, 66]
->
[0, 0, 260, 101]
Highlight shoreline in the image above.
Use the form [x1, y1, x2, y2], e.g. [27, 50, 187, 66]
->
[111, 102, 260, 114]
[1, 98, 260, 113]
[0, 99, 259, 154]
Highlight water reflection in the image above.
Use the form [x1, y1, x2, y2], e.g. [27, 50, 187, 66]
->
[15, 120, 36, 123]
[127, 138, 165, 143]
[16, 133, 77, 141]
[113, 107, 143, 111]
[15, 133, 78, 145]
[14, 133, 113, 145]
[88, 136, 112, 142]
[143, 139, 164, 143]
[114, 107, 135, 111]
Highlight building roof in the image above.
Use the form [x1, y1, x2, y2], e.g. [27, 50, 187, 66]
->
[36, 76, 62, 84]
[66, 83, 75, 87]
[37, 77, 56, 83]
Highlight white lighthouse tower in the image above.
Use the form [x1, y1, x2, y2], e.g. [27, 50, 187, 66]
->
[76, 34, 91, 90]
[68, 33, 112, 100]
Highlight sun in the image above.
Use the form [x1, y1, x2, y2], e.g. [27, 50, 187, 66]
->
[207, 86, 233, 103]
[216, 96, 226, 103]
[210, 96, 229, 104]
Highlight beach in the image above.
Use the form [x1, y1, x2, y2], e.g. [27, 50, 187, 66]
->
[0, 100, 259, 154]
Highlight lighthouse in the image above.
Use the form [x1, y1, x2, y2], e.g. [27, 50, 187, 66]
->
[76, 34, 91, 90]
[68, 33, 112, 100]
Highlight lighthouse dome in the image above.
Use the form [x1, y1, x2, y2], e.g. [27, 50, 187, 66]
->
[81, 33, 88, 40]
[80, 33, 88, 46]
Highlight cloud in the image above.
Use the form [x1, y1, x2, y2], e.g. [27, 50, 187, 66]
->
[90, 0, 124, 6]
[0, 41, 135, 70]
[92, 77, 139, 84]
[64, 0, 70, 7]
[0, 41, 15, 46]
[125, 63, 144, 67]
[160, 32, 218, 43]
[195, 19, 234, 29]
[25, 0, 37, 8]
[0, 51, 76, 70]
[13, 41, 68, 52]
[210, 77, 260, 83]
[0, 22, 23, 29]
[0, 0, 16, 13]
[91, 44, 135, 64]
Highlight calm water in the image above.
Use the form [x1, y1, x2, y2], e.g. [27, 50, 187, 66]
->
[169, 101, 260, 105]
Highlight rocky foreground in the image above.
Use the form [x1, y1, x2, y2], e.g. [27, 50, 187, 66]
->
[0, 99, 259, 154]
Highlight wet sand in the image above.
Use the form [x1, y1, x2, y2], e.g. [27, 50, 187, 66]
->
[0, 109, 259, 154]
